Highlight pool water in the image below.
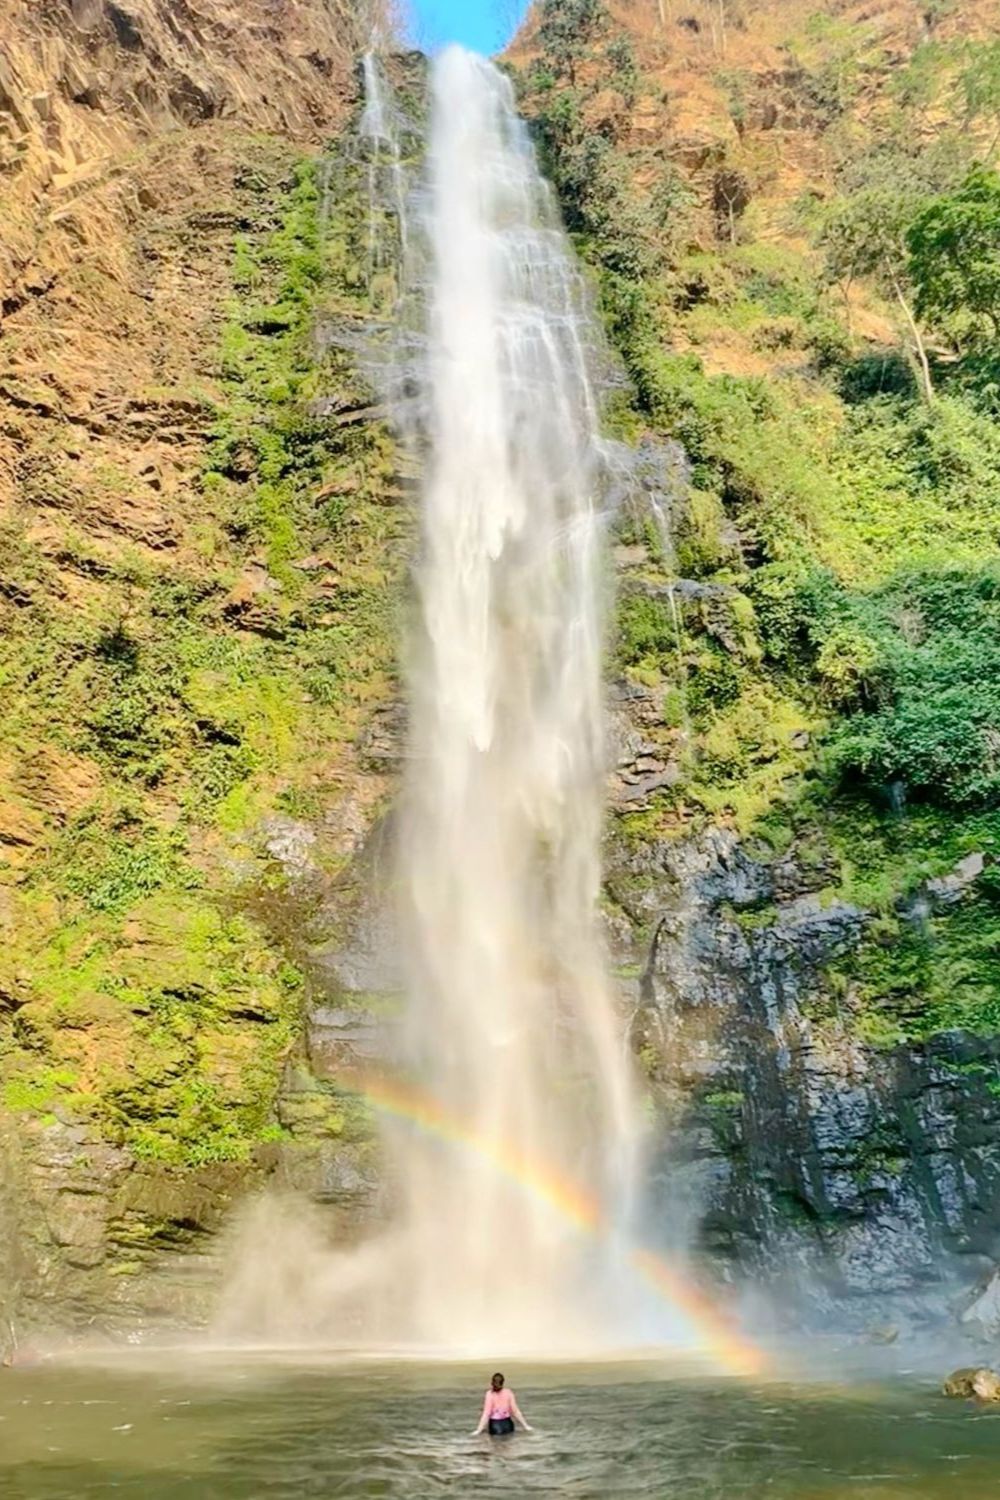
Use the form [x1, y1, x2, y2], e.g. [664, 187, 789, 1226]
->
[0, 1352, 997, 1498]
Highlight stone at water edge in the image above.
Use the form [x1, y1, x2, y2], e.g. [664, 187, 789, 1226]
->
[942, 1367, 1000, 1399]
[943, 1369, 979, 1397]
[972, 1369, 1000, 1402]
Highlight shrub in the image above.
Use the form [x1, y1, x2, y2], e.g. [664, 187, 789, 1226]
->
[810, 565, 1000, 807]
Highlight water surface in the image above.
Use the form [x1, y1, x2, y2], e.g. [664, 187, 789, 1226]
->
[1, 1353, 997, 1498]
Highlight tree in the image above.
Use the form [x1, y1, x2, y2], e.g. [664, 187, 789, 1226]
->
[606, 35, 639, 109]
[536, 0, 610, 87]
[821, 158, 939, 403]
[907, 168, 1000, 346]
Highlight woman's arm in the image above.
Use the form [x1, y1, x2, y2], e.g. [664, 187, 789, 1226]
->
[510, 1393, 533, 1431]
[473, 1391, 490, 1435]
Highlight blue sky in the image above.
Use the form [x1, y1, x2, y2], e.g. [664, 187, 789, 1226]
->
[406, 0, 530, 53]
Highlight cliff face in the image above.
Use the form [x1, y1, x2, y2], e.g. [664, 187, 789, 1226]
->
[608, 805, 1000, 1324]
[0, 0, 402, 1340]
[514, 0, 1000, 1318]
[1, 0, 374, 499]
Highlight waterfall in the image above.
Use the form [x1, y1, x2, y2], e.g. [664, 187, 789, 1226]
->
[390, 47, 642, 1354]
[216, 45, 662, 1360]
[359, 50, 408, 281]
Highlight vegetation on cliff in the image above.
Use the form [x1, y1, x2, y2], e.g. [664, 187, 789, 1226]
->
[0, 138, 403, 1166]
[517, 0, 1000, 1040]
[3, 0, 1000, 1249]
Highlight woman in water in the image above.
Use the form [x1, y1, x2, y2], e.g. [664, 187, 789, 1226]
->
[473, 1372, 532, 1436]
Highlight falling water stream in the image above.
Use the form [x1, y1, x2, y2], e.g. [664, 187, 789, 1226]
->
[391, 46, 642, 1355]
[359, 51, 408, 275]
[214, 45, 709, 1364]
[215, 46, 669, 1361]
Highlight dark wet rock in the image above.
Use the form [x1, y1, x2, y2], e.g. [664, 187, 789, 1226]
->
[307, 1006, 384, 1077]
[619, 766, 683, 802]
[607, 815, 1000, 1325]
[357, 700, 406, 771]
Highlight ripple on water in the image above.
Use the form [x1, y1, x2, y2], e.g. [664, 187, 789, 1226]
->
[0, 1359, 999, 1499]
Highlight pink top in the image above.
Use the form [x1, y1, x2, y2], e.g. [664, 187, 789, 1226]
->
[484, 1387, 515, 1420]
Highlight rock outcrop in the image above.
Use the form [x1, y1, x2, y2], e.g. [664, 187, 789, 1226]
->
[944, 1367, 1000, 1401]
[0, 0, 403, 1340]
[0, 0, 380, 502]
[607, 807, 1000, 1323]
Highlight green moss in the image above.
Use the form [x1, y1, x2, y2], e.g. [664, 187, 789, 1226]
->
[823, 876, 1000, 1040]
[0, 137, 405, 1165]
[2, 1069, 78, 1114]
[511, 11, 1000, 1050]
[617, 592, 679, 672]
[703, 1090, 744, 1109]
[688, 681, 815, 832]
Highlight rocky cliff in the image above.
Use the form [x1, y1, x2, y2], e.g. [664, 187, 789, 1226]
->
[515, 0, 1000, 1324]
[0, 0, 402, 1340]
[1, 0, 377, 496]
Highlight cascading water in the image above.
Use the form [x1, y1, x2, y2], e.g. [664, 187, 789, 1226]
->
[359, 50, 409, 280]
[218, 45, 717, 1363]
[389, 47, 643, 1354]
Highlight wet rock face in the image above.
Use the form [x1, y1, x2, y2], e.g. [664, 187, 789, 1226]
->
[607, 825, 1000, 1321]
[0, 1118, 253, 1340]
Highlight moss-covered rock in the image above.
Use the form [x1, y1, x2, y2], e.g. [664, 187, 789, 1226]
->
[0, 113, 404, 1329]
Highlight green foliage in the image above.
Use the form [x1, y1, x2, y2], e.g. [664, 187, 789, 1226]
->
[617, 593, 678, 672]
[821, 165, 925, 294]
[523, 6, 670, 284]
[959, 39, 1000, 138]
[825, 869, 1000, 1039]
[205, 161, 329, 583]
[908, 168, 1000, 345]
[786, 11, 868, 126]
[649, 166, 698, 252]
[58, 822, 198, 915]
[537, 0, 610, 85]
[606, 35, 639, 108]
[716, 70, 748, 133]
[513, 15, 1000, 1046]
[812, 565, 1000, 807]
[0, 140, 403, 1166]
[888, 41, 950, 113]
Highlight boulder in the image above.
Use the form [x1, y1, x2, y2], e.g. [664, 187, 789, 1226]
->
[943, 1367, 1000, 1399]
[943, 1368, 979, 1397]
[972, 1369, 1000, 1402]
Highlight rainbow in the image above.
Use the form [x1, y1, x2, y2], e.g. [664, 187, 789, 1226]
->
[357, 1074, 768, 1379]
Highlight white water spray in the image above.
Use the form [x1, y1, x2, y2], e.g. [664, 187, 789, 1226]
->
[390, 47, 643, 1353]
[360, 50, 409, 279]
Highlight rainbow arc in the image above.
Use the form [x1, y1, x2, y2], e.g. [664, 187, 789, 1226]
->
[358, 1074, 768, 1379]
